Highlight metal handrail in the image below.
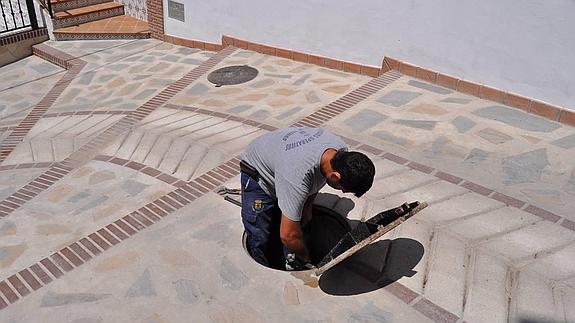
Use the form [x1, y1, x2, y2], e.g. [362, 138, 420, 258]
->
[0, 0, 47, 35]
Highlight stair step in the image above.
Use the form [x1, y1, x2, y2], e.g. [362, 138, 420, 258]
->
[53, 15, 150, 40]
[50, 0, 113, 12]
[53, 2, 124, 29]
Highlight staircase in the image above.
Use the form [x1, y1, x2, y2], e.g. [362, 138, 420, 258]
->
[50, 0, 150, 40]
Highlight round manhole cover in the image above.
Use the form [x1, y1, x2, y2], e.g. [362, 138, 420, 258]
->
[207, 65, 258, 86]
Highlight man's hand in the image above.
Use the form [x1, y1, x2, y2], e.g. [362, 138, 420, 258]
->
[280, 214, 311, 263]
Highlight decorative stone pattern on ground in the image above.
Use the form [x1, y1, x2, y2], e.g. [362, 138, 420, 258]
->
[0, 40, 574, 323]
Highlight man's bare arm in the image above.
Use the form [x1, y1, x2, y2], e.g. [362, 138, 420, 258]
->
[302, 193, 317, 226]
[279, 214, 310, 263]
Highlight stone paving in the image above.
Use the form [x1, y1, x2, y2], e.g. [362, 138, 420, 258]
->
[0, 40, 574, 322]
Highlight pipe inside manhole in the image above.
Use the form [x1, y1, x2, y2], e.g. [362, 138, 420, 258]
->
[242, 205, 351, 271]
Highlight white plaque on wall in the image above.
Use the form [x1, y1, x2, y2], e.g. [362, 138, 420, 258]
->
[168, 0, 185, 22]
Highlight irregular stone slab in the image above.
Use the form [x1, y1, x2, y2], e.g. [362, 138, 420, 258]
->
[173, 279, 200, 304]
[70, 318, 102, 323]
[372, 130, 410, 146]
[0, 243, 27, 267]
[162, 55, 180, 62]
[98, 74, 116, 83]
[451, 116, 476, 133]
[67, 191, 91, 203]
[344, 110, 387, 132]
[36, 223, 71, 235]
[565, 171, 575, 195]
[134, 89, 157, 100]
[282, 281, 300, 305]
[424, 137, 448, 158]
[186, 83, 210, 96]
[276, 107, 302, 120]
[464, 148, 488, 164]
[126, 269, 156, 297]
[292, 74, 311, 86]
[41, 291, 111, 307]
[238, 93, 267, 101]
[181, 58, 204, 65]
[193, 221, 235, 245]
[30, 62, 61, 74]
[176, 47, 200, 55]
[268, 98, 294, 107]
[410, 104, 448, 116]
[249, 79, 275, 88]
[0, 221, 16, 236]
[408, 79, 452, 94]
[220, 257, 249, 290]
[106, 63, 130, 71]
[377, 90, 421, 107]
[502, 148, 549, 185]
[89, 170, 116, 185]
[322, 84, 351, 94]
[248, 109, 271, 120]
[305, 91, 320, 104]
[147, 62, 170, 73]
[227, 105, 253, 113]
[477, 128, 513, 144]
[233, 51, 254, 58]
[252, 55, 269, 66]
[472, 105, 561, 132]
[394, 119, 437, 130]
[550, 133, 575, 149]
[349, 302, 393, 322]
[121, 179, 149, 196]
[441, 97, 472, 104]
[318, 68, 351, 78]
[263, 73, 292, 79]
[274, 88, 298, 96]
[77, 196, 109, 213]
[311, 78, 336, 84]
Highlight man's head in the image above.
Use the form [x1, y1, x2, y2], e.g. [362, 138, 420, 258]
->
[326, 150, 375, 197]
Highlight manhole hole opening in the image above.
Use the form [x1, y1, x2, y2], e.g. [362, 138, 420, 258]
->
[242, 205, 351, 271]
[207, 65, 258, 86]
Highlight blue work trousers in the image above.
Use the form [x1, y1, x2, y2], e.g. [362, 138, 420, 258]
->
[240, 172, 286, 270]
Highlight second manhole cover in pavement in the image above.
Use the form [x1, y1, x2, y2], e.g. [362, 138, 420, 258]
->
[207, 65, 258, 86]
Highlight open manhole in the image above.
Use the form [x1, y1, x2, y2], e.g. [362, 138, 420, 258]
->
[242, 205, 351, 270]
[207, 65, 258, 86]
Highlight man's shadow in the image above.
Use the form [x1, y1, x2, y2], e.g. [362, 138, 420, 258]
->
[312, 193, 425, 296]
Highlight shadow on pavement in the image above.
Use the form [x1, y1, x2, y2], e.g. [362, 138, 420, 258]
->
[318, 237, 424, 296]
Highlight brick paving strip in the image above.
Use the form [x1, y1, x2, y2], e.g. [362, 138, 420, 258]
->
[0, 44, 86, 164]
[0, 49, 571, 322]
[0, 45, 238, 219]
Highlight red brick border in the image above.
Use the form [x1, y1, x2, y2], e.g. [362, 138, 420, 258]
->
[163, 35, 223, 52]
[382, 56, 574, 127]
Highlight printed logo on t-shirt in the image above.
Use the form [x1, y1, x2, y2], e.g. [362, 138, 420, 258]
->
[283, 129, 324, 151]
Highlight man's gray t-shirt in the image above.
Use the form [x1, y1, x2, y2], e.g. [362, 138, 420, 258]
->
[242, 127, 346, 221]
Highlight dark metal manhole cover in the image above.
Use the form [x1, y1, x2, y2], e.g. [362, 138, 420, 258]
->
[207, 65, 258, 87]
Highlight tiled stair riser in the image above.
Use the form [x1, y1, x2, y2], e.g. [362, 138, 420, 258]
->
[54, 32, 150, 41]
[53, 6, 124, 29]
[51, 0, 114, 12]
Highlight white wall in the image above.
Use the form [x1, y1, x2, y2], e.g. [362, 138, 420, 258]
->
[164, 0, 575, 110]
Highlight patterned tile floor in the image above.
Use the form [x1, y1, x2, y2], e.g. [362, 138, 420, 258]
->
[54, 15, 149, 35]
[0, 40, 574, 322]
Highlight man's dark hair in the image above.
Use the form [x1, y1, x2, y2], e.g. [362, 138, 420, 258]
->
[331, 150, 375, 197]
